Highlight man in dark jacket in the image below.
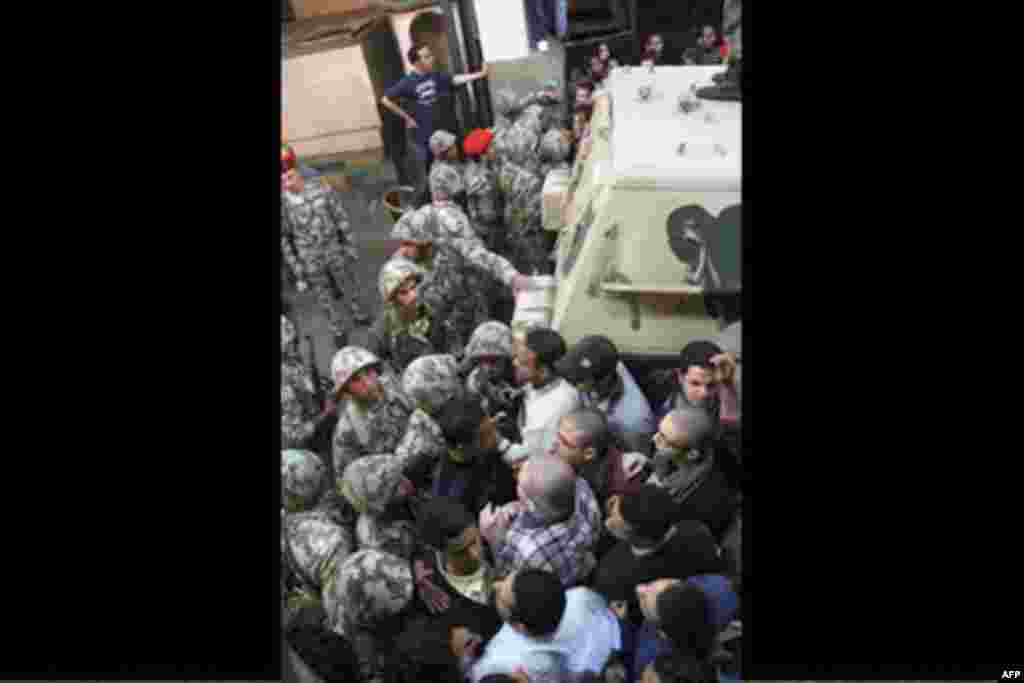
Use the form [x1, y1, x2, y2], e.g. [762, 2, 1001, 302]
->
[592, 484, 724, 625]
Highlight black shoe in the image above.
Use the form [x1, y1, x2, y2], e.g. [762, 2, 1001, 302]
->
[697, 60, 741, 102]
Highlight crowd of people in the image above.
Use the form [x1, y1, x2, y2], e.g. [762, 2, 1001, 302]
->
[280, 20, 744, 683]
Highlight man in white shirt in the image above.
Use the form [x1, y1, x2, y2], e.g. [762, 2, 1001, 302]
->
[512, 328, 581, 456]
[467, 568, 623, 682]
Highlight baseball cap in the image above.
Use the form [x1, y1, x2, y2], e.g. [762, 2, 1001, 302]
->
[555, 335, 619, 384]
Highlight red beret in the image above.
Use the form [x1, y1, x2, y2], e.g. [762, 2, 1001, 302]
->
[463, 128, 494, 157]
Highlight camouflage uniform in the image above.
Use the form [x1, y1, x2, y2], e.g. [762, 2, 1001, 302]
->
[388, 205, 519, 355]
[464, 321, 523, 421]
[538, 128, 573, 179]
[329, 347, 415, 489]
[340, 453, 419, 560]
[500, 159, 547, 275]
[281, 178, 369, 342]
[281, 315, 328, 452]
[323, 549, 416, 683]
[371, 260, 452, 375]
[393, 354, 464, 487]
[463, 156, 503, 252]
[281, 509, 354, 631]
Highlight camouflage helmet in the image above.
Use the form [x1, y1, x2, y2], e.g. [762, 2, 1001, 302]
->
[330, 346, 381, 394]
[465, 321, 513, 361]
[390, 207, 433, 244]
[323, 549, 414, 636]
[402, 354, 463, 416]
[357, 515, 418, 561]
[428, 129, 457, 158]
[429, 161, 465, 200]
[281, 315, 298, 354]
[282, 449, 327, 513]
[540, 128, 572, 162]
[339, 454, 405, 517]
[378, 259, 423, 303]
[283, 510, 352, 590]
[494, 88, 522, 118]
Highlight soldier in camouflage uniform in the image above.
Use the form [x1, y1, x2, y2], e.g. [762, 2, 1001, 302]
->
[428, 130, 467, 212]
[391, 353, 466, 490]
[281, 509, 353, 632]
[386, 206, 529, 357]
[463, 321, 523, 429]
[329, 346, 415, 491]
[281, 315, 335, 458]
[369, 259, 452, 375]
[339, 453, 420, 561]
[462, 128, 503, 253]
[322, 549, 418, 683]
[281, 448, 352, 528]
[281, 154, 370, 348]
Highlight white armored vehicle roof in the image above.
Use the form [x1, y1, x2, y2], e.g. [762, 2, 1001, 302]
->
[598, 65, 741, 191]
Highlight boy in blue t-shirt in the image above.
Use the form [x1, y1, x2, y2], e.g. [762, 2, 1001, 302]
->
[382, 44, 489, 200]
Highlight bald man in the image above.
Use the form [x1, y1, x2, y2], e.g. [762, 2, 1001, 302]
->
[479, 453, 603, 587]
[651, 407, 740, 540]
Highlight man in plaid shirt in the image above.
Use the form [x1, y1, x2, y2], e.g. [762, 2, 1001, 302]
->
[479, 453, 603, 587]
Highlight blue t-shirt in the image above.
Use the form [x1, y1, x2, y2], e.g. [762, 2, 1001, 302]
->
[384, 70, 454, 145]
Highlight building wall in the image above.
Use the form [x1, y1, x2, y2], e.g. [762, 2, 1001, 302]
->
[283, 44, 384, 157]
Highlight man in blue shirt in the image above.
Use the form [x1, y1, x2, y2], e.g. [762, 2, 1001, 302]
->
[381, 44, 489, 203]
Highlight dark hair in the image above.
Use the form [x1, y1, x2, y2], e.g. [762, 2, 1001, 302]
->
[620, 484, 678, 541]
[417, 496, 476, 551]
[287, 622, 361, 683]
[408, 44, 428, 65]
[656, 583, 714, 660]
[678, 340, 722, 373]
[511, 569, 566, 636]
[651, 652, 717, 683]
[479, 676, 518, 683]
[389, 617, 461, 683]
[438, 396, 487, 446]
[525, 329, 567, 369]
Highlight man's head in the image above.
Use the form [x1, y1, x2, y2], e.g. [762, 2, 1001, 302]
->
[642, 653, 714, 683]
[331, 347, 384, 402]
[646, 34, 665, 55]
[379, 259, 423, 312]
[429, 130, 458, 161]
[492, 569, 566, 637]
[597, 43, 611, 62]
[391, 207, 435, 263]
[516, 453, 576, 522]
[676, 340, 723, 409]
[513, 328, 567, 387]
[700, 25, 718, 50]
[555, 335, 619, 398]
[463, 128, 494, 160]
[589, 55, 608, 81]
[636, 579, 713, 658]
[408, 44, 435, 72]
[551, 408, 609, 469]
[575, 79, 595, 110]
[429, 157, 465, 202]
[655, 407, 713, 460]
[605, 484, 678, 545]
[282, 167, 304, 194]
[438, 395, 497, 464]
[418, 497, 483, 572]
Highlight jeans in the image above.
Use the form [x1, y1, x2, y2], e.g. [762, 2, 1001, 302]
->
[524, 0, 557, 47]
[404, 131, 433, 204]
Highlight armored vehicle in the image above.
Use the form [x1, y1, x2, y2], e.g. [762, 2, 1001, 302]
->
[541, 64, 741, 374]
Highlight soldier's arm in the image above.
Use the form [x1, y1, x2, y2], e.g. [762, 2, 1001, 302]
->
[448, 236, 519, 288]
[281, 206, 305, 284]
